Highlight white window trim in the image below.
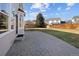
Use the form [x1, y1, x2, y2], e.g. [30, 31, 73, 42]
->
[0, 11, 8, 16]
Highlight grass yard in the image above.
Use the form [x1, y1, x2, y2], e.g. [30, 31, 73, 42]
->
[26, 29, 79, 48]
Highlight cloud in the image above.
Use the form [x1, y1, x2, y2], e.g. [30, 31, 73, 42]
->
[57, 7, 61, 11]
[43, 14, 47, 17]
[24, 10, 28, 14]
[40, 9, 46, 12]
[66, 3, 75, 11]
[66, 7, 71, 10]
[31, 3, 49, 9]
[30, 12, 38, 17]
[25, 11, 39, 20]
[56, 13, 59, 15]
[67, 3, 75, 7]
[31, 3, 49, 12]
[31, 3, 41, 9]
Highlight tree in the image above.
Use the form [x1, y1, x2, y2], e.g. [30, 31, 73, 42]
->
[36, 13, 45, 28]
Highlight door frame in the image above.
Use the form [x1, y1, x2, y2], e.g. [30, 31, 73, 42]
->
[15, 14, 18, 34]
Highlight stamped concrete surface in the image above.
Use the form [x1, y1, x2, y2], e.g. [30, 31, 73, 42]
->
[6, 31, 79, 56]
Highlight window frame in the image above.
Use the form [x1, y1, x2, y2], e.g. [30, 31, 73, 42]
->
[0, 11, 8, 34]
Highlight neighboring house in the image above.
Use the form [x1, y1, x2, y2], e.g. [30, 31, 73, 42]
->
[66, 20, 72, 24]
[60, 21, 66, 24]
[24, 20, 36, 28]
[0, 3, 25, 56]
[45, 18, 61, 25]
[25, 20, 32, 24]
[72, 16, 79, 23]
[32, 20, 36, 24]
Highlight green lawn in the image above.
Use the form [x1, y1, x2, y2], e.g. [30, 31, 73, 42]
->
[26, 29, 79, 48]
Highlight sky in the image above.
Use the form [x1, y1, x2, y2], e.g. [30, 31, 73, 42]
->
[24, 3, 79, 21]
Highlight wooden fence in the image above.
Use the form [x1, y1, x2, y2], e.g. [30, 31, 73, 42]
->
[47, 24, 79, 29]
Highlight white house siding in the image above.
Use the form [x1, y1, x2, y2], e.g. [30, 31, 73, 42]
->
[48, 20, 61, 24]
[0, 30, 16, 56]
[0, 4, 16, 56]
[72, 16, 79, 24]
[11, 3, 25, 35]
[46, 18, 61, 25]
[0, 3, 24, 55]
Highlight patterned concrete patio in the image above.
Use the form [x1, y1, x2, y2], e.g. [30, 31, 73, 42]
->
[6, 31, 79, 56]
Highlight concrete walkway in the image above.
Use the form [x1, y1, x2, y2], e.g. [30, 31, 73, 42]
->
[6, 31, 79, 56]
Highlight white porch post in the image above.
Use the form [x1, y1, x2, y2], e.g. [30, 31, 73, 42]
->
[8, 4, 11, 31]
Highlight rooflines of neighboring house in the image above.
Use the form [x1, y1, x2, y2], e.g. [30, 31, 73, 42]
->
[72, 16, 79, 23]
[73, 16, 79, 19]
[45, 18, 61, 23]
[46, 18, 61, 21]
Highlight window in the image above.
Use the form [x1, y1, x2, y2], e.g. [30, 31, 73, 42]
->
[0, 3, 9, 33]
[11, 19, 14, 29]
[0, 12, 8, 33]
[19, 15, 21, 27]
[19, 15, 23, 27]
